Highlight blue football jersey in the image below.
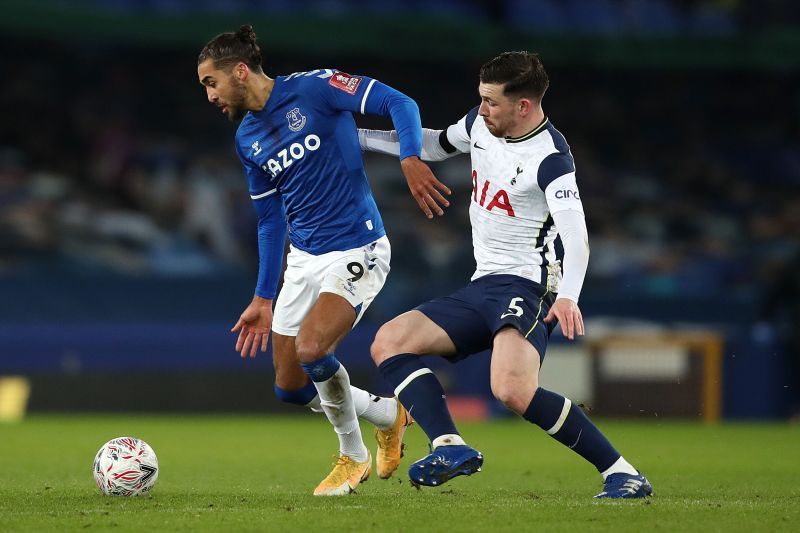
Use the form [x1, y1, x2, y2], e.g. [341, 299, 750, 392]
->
[235, 69, 417, 256]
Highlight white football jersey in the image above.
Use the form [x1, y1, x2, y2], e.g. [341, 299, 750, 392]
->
[443, 108, 585, 292]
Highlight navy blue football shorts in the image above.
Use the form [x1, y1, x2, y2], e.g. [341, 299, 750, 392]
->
[416, 274, 558, 363]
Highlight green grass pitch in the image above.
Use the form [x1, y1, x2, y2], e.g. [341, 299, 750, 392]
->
[1, 415, 798, 532]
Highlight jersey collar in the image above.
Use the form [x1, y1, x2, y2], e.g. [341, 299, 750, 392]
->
[505, 117, 549, 144]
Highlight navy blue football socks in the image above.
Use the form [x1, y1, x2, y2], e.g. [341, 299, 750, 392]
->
[523, 387, 620, 472]
[379, 354, 459, 442]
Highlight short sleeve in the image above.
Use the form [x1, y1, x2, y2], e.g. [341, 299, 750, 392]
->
[444, 106, 480, 153]
[544, 172, 584, 215]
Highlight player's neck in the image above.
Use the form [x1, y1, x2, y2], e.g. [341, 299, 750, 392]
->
[505, 107, 545, 139]
[248, 74, 275, 112]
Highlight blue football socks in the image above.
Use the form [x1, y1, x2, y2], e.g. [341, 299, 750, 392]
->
[523, 387, 620, 473]
[273, 381, 318, 406]
[379, 354, 459, 442]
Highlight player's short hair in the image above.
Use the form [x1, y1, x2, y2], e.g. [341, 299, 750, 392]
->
[198, 24, 264, 73]
[479, 51, 549, 101]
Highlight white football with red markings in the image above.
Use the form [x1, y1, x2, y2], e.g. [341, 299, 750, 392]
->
[93, 437, 159, 496]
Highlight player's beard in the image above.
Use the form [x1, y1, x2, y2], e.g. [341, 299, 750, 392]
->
[485, 116, 512, 138]
[225, 77, 249, 122]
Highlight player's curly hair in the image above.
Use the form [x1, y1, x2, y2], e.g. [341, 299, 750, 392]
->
[480, 51, 549, 101]
[198, 24, 263, 73]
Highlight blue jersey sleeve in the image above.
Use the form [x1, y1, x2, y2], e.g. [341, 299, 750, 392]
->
[319, 72, 422, 160]
[235, 141, 286, 299]
[252, 194, 287, 300]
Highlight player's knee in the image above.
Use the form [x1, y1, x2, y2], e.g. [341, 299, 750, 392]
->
[295, 338, 326, 364]
[491, 381, 532, 415]
[370, 321, 408, 365]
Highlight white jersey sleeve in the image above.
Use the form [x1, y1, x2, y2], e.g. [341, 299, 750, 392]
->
[359, 106, 478, 161]
[442, 106, 479, 154]
[358, 128, 458, 161]
[545, 172, 587, 302]
[544, 172, 584, 215]
[550, 208, 589, 303]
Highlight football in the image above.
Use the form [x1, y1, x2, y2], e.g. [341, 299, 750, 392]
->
[92, 437, 159, 496]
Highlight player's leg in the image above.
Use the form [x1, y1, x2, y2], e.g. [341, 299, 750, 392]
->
[372, 310, 462, 446]
[295, 237, 398, 495]
[271, 332, 321, 410]
[270, 262, 397, 427]
[372, 304, 485, 486]
[295, 292, 377, 495]
[272, 331, 398, 422]
[491, 326, 651, 498]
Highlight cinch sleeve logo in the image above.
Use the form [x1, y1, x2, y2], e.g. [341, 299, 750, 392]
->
[329, 72, 362, 95]
[554, 190, 580, 200]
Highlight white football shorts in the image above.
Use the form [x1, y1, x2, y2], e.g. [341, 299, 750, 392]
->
[271, 235, 391, 337]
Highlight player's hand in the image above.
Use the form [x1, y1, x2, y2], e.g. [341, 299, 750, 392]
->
[543, 297, 585, 341]
[231, 296, 274, 358]
[400, 156, 451, 219]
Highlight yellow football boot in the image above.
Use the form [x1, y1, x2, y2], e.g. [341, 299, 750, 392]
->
[313, 452, 372, 496]
[375, 400, 414, 479]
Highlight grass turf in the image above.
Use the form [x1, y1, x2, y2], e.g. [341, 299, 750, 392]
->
[0, 415, 798, 532]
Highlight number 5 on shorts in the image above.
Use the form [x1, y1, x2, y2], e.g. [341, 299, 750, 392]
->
[500, 297, 524, 319]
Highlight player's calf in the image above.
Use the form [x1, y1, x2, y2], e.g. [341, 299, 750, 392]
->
[523, 386, 646, 494]
[274, 381, 319, 409]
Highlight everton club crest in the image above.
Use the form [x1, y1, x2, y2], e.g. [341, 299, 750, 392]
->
[286, 107, 306, 132]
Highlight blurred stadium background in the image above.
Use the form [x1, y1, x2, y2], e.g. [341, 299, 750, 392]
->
[0, 0, 798, 423]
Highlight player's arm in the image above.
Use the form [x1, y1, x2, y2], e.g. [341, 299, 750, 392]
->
[358, 106, 475, 161]
[231, 144, 288, 358]
[539, 164, 589, 340]
[358, 127, 463, 162]
[550, 207, 589, 302]
[231, 193, 287, 358]
[323, 73, 450, 218]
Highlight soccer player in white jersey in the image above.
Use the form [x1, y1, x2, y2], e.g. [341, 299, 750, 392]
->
[359, 52, 653, 498]
[198, 26, 451, 496]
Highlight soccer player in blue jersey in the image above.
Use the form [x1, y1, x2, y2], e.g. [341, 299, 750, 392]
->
[360, 52, 652, 498]
[197, 25, 450, 496]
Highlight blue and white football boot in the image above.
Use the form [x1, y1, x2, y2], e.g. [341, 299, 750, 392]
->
[408, 445, 483, 487]
[594, 472, 653, 499]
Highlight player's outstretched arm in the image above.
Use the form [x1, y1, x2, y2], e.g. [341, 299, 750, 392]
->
[358, 127, 456, 218]
[232, 296, 274, 358]
[358, 128, 461, 162]
[357, 80, 452, 218]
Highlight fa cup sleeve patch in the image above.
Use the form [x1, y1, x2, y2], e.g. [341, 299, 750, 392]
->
[329, 72, 362, 95]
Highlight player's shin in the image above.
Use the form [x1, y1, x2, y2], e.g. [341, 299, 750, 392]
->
[378, 354, 462, 446]
[301, 354, 369, 461]
[523, 387, 637, 478]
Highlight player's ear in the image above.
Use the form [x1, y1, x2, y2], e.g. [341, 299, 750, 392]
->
[235, 62, 249, 81]
[518, 98, 533, 117]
